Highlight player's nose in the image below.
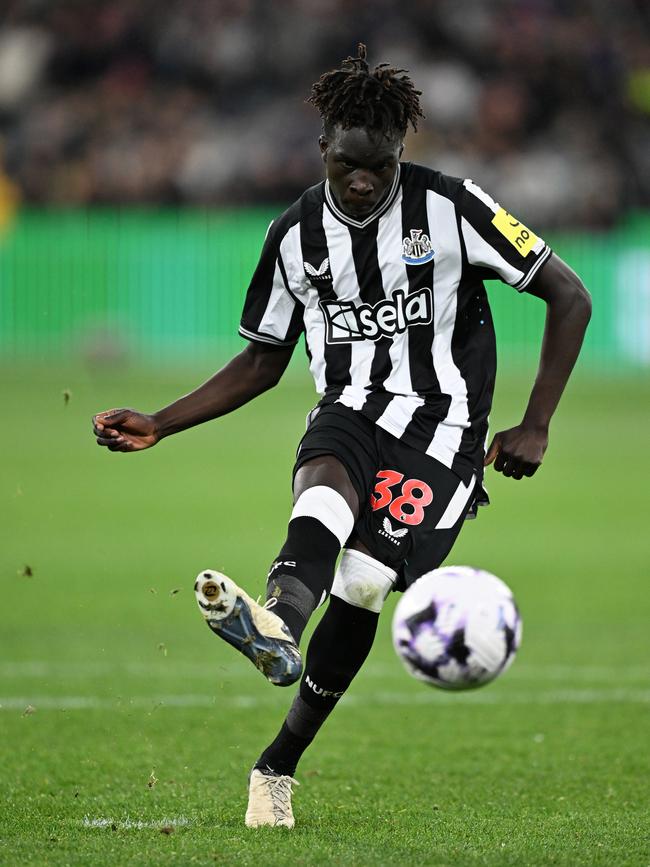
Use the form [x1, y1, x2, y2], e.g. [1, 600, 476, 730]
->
[348, 173, 374, 196]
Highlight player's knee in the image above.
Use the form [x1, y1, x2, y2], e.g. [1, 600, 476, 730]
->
[294, 456, 359, 517]
[331, 549, 396, 613]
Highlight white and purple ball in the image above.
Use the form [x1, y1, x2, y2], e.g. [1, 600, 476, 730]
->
[392, 566, 522, 690]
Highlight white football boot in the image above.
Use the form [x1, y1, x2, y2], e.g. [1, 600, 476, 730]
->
[194, 570, 302, 686]
[245, 768, 299, 829]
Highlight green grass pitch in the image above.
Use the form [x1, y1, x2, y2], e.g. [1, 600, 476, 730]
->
[2, 361, 649, 866]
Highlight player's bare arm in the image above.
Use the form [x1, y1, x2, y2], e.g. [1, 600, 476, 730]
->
[93, 341, 294, 452]
[485, 253, 592, 479]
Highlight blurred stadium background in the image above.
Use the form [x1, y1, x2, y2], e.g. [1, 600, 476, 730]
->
[2, 2, 649, 865]
[1, 0, 649, 365]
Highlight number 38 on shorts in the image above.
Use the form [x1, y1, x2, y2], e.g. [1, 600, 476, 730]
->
[370, 470, 433, 526]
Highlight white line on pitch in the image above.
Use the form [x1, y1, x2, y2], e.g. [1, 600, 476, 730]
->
[82, 816, 191, 830]
[2, 661, 649, 682]
[2, 688, 650, 712]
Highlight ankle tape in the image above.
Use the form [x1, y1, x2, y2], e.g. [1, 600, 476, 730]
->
[267, 575, 316, 626]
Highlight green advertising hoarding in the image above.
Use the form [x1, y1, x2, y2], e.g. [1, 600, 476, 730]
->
[0, 208, 648, 368]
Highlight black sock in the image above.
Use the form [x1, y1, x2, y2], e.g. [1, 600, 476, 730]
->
[255, 722, 311, 777]
[266, 516, 341, 644]
[255, 595, 379, 775]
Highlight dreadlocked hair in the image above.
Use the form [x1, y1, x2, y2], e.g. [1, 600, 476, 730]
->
[308, 43, 424, 139]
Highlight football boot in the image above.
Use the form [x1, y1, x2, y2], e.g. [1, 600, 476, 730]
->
[194, 570, 302, 686]
[245, 768, 299, 829]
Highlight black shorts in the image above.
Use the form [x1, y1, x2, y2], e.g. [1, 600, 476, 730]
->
[294, 403, 481, 589]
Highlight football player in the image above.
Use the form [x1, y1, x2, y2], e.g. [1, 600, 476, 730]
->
[93, 45, 591, 828]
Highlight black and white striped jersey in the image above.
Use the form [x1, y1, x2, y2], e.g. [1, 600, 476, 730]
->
[239, 163, 551, 481]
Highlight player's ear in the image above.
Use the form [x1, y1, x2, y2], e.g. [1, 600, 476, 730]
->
[319, 134, 328, 161]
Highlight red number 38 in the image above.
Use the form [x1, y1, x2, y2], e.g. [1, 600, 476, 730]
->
[370, 470, 433, 526]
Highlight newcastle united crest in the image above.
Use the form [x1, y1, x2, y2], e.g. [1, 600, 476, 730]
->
[402, 229, 435, 266]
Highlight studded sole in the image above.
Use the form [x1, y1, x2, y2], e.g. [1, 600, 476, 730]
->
[203, 596, 302, 687]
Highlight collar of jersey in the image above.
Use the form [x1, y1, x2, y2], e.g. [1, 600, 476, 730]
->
[324, 164, 401, 229]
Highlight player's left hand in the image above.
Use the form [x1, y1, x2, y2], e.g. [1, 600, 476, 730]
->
[484, 424, 548, 479]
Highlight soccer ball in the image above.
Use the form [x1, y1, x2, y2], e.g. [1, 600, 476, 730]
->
[392, 566, 522, 690]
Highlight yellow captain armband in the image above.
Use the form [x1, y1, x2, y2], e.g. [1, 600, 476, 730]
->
[491, 208, 539, 257]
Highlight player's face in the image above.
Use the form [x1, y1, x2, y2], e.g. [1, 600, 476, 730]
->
[320, 126, 403, 220]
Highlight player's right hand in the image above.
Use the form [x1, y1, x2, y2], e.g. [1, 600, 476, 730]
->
[92, 408, 160, 452]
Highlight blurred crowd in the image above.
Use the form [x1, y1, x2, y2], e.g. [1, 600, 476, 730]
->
[0, 0, 648, 226]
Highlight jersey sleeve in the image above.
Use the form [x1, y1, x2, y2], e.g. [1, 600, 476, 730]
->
[458, 179, 552, 292]
[238, 223, 304, 347]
